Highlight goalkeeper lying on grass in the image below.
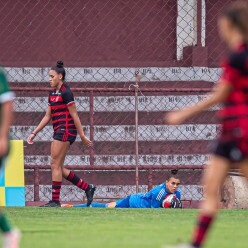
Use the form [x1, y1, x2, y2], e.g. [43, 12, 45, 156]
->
[62, 170, 182, 209]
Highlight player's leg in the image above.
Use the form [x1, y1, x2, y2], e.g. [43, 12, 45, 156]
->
[3, 226, 21, 248]
[62, 168, 89, 190]
[62, 202, 109, 208]
[115, 195, 131, 208]
[0, 203, 21, 248]
[50, 140, 69, 202]
[62, 133, 96, 206]
[62, 167, 96, 206]
[163, 155, 230, 248]
[0, 208, 11, 233]
[0, 158, 12, 234]
[61, 198, 128, 208]
[0, 158, 21, 248]
[40, 140, 70, 207]
[107, 201, 117, 208]
[190, 155, 230, 248]
[51, 140, 69, 180]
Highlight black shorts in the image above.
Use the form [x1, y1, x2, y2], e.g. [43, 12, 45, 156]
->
[53, 130, 77, 145]
[213, 140, 246, 162]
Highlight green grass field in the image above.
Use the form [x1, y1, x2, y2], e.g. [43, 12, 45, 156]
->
[3, 207, 248, 248]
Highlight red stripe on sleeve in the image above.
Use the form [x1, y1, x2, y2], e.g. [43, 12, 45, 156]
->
[67, 101, 75, 106]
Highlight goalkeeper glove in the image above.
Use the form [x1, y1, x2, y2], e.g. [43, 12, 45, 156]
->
[170, 198, 182, 208]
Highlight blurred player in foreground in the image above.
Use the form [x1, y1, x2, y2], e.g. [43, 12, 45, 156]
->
[0, 68, 21, 247]
[62, 170, 182, 208]
[27, 61, 96, 207]
[164, 2, 248, 247]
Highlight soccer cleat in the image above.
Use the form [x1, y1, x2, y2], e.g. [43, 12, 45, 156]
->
[85, 184, 96, 206]
[61, 204, 73, 208]
[39, 200, 61, 207]
[3, 228, 21, 248]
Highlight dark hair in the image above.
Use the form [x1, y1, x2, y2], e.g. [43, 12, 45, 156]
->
[51, 61, 66, 80]
[167, 169, 180, 180]
[221, 1, 248, 43]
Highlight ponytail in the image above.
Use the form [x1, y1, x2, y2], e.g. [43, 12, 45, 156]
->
[51, 60, 66, 80]
[167, 169, 180, 181]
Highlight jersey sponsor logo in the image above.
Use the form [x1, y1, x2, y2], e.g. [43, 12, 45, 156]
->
[50, 95, 63, 102]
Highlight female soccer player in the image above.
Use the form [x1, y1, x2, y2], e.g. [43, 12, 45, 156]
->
[164, 2, 248, 247]
[27, 61, 96, 207]
[0, 67, 21, 247]
[61, 170, 182, 208]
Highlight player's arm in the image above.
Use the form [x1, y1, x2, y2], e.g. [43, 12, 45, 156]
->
[151, 198, 162, 208]
[27, 107, 52, 144]
[0, 100, 13, 156]
[150, 187, 165, 208]
[0, 70, 14, 155]
[165, 82, 231, 125]
[166, 52, 243, 126]
[67, 104, 92, 147]
[151, 192, 167, 208]
[0, 100, 13, 138]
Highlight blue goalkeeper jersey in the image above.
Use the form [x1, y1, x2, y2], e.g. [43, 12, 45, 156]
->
[128, 183, 181, 208]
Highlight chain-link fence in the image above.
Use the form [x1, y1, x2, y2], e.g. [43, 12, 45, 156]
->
[0, 0, 237, 206]
[11, 87, 215, 207]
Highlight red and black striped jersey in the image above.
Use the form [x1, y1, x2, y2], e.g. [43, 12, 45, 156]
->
[218, 43, 248, 140]
[48, 84, 76, 133]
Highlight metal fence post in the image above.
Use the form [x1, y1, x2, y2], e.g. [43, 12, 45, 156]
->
[134, 74, 140, 193]
[90, 90, 94, 166]
[148, 168, 153, 191]
[34, 167, 40, 202]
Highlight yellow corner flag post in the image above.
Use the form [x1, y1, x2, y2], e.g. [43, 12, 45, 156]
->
[0, 140, 25, 206]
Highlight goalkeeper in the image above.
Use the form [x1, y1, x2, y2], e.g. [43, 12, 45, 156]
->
[62, 170, 182, 209]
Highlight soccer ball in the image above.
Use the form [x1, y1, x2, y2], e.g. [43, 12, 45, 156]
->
[162, 194, 177, 208]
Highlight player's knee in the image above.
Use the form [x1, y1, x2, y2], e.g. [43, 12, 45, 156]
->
[107, 202, 116, 208]
[50, 157, 61, 169]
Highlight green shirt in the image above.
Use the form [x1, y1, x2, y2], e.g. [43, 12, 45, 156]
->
[0, 67, 15, 124]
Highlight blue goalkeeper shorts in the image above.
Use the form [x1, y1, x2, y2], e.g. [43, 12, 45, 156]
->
[115, 195, 131, 208]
